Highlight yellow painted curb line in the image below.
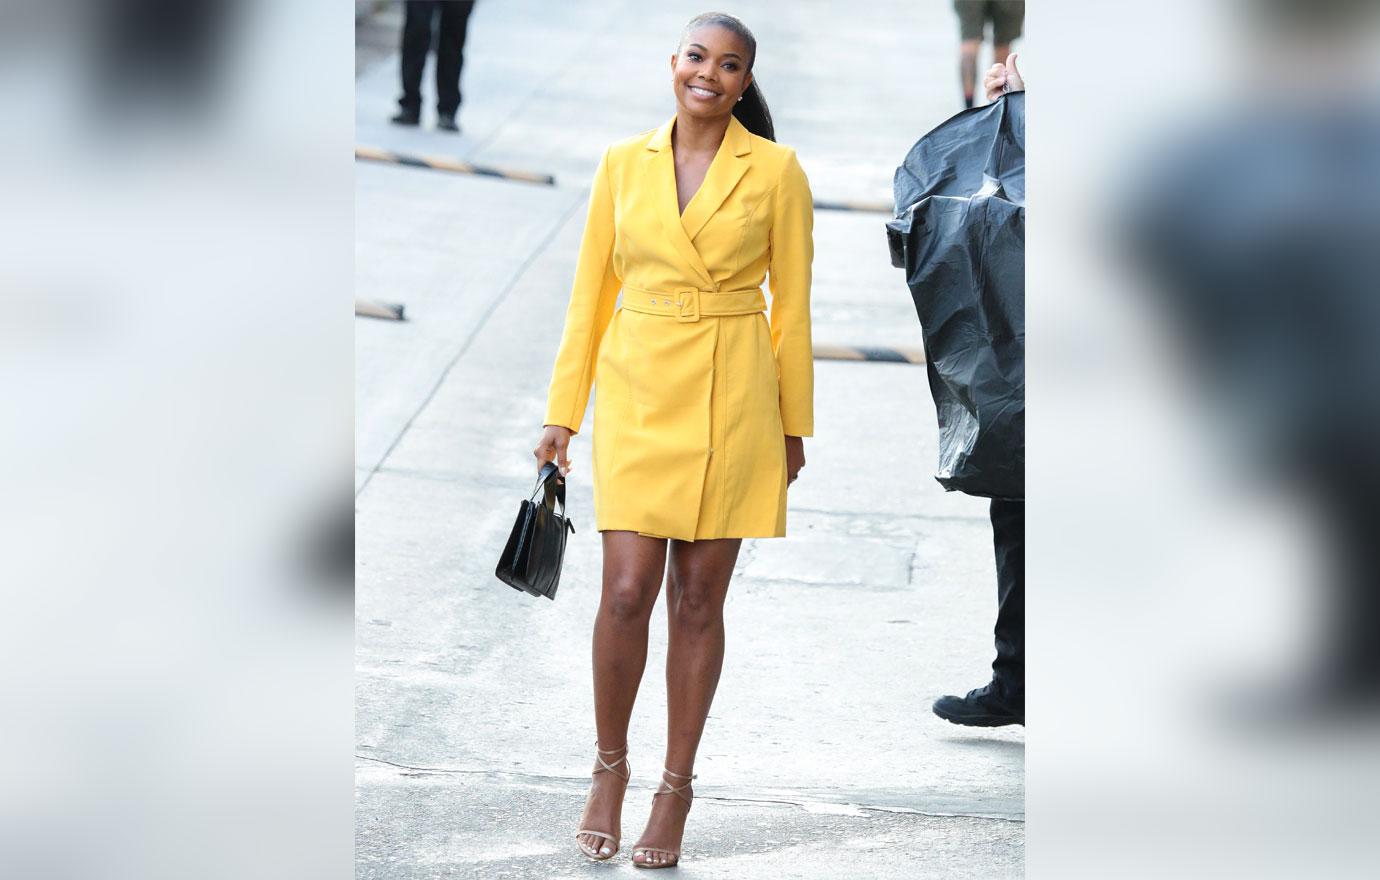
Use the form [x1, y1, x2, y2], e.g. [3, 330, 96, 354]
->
[355, 299, 405, 321]
[355, 146, 556, 186]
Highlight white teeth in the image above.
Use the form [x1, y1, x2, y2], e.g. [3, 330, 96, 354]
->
[689, 86, 718, 97]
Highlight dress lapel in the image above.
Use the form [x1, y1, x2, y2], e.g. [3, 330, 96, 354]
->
[646, 117, 714, 289]
[680, 116, 751, 243]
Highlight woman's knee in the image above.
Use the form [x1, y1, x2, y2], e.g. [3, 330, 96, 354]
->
[601, 575, 659, 623]
[668, 577, 724, 633]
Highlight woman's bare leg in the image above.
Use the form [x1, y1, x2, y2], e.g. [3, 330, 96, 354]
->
[632, 537, 741, 867]
[576, 531, 667, 856]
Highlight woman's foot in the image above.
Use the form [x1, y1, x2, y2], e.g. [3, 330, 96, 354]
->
[631, 768, 695, 868]
[575, 744, 630, 860]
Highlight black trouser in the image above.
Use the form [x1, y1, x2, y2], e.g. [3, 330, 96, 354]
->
[398, 0, 475, 117]
[990, 498, 1024, 700]
[1319, 464, 1380, 699]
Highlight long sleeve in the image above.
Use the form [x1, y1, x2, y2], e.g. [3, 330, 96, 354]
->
[768, 149, 815, 437]
[544, 147, 621, 434]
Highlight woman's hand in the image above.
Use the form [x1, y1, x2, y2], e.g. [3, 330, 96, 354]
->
[983, 52, 1024, 103]
[534, 425, 574, 477]
[785, 435, 805, 487]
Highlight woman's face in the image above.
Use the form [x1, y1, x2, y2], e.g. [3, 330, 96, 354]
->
[670, 25, 753, 121]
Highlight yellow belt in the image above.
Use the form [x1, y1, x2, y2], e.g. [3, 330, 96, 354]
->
[621, 286, 766, 323]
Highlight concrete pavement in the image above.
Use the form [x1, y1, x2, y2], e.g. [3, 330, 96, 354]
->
[356, 3, 1023, 877]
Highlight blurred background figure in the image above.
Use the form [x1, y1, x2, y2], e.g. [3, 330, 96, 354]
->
[1130, 37, 1380, 718]
[954, 0, 1024, 108]
[90, 0, 238, 123]
[391, 0, 475, 131]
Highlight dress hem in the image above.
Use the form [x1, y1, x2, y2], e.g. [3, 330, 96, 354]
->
[594, 526, 787, 542]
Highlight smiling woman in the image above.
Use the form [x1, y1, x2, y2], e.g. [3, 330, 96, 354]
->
[530, 9, 815, 872]
[673, 12, 774, 142]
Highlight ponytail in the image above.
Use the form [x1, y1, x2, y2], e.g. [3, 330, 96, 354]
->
[734, 79, 774, 142]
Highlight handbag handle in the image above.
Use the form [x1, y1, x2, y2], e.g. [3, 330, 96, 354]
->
[532, 461, 566, 512]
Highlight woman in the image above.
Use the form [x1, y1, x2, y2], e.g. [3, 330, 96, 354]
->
[533, 11, 813, 869]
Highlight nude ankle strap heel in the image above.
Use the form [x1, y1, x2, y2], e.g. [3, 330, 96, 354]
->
[575, 743, 630, 861]
[632, 767, 696, 868]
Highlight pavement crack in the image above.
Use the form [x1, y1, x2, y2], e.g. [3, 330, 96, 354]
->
[356, 754, 1023, 823]
[357, 754, 482, 775]
[355, 192, 587, 501]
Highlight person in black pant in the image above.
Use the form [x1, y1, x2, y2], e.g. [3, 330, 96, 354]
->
[933, 499, 1024, 726]
[931, 56, 1026, 728]
[391, 0, 475, 132]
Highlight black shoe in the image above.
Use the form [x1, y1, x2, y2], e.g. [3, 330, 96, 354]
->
[436, 114, 459, 133]
[932, 681, 1024, 727]
[390, 110, 420, 126]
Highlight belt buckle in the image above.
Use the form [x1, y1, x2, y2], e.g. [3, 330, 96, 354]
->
[675, 287, 700, 323]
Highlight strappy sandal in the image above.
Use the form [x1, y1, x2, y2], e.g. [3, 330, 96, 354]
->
[575, 743, 631, 861]
[631, 767, 696, 869]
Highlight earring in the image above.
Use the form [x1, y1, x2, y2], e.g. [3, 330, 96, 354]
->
[737, 96, 743, 102]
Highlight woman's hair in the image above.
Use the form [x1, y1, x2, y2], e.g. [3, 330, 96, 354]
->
[680, 12, 774, 142]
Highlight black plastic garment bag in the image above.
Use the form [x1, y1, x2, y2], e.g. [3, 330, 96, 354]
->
[887, 91, 1025, 500]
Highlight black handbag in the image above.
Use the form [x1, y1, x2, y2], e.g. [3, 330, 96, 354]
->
[495, 462, 576, 599]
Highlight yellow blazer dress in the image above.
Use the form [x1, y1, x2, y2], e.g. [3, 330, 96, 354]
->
[544, 114, 814, 541]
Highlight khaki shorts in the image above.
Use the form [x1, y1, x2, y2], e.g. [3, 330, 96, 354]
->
[955, 0, 1025, 44]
